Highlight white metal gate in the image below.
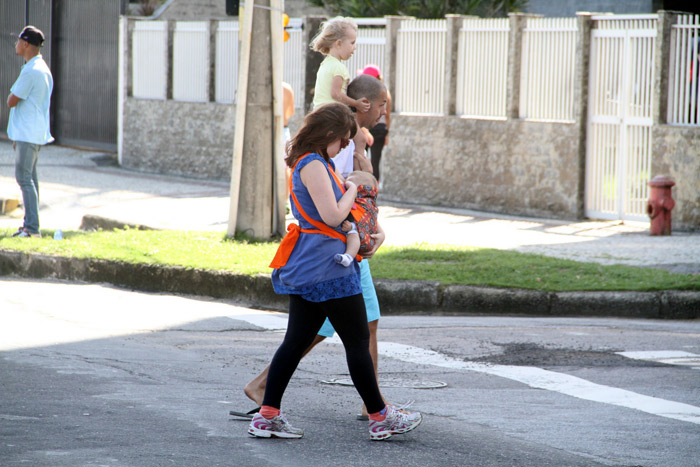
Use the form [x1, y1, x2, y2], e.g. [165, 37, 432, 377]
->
[586, 15, 657, 222]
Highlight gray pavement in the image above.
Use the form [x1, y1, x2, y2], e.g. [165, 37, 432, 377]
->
[3, 279, 700, 466]
[2, 140, 698, 273]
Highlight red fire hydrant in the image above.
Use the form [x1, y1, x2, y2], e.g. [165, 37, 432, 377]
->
[646, 175, 675, 236]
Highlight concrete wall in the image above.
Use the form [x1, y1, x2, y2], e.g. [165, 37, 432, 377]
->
[380, 117, 583, 219]
[652, 125, 700, 231]
[122, 99, 236, 179]
[121, 98, 305, 181]
[119, 13, 700, 231]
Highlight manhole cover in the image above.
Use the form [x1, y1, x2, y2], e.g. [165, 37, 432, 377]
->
[321, 377, 447, 389]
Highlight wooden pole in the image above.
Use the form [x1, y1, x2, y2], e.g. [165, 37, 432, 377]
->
[270, 0, 286, 236]
[227, 0, 255, 236]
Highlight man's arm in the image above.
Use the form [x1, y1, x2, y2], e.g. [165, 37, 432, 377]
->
[384, 92, 391, 146]
[352, 127, 374, 173]
[7, 93, 20, 108]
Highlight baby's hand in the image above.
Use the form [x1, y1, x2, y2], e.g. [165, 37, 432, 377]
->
[341, 220, 353, 232]
[356, 97, 370, 113]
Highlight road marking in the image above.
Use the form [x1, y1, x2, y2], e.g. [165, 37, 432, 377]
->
[378, 342, 700, 425]
[227, 313, 287, 332]
[617, 351, 700, 370]
[228, 314, 700, 425]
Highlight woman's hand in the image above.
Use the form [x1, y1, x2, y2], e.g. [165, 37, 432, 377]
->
[362, 223, 385, 258]
[302, 160, 356, 227]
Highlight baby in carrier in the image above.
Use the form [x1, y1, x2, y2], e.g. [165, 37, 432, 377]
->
[335, 170, 379, 267]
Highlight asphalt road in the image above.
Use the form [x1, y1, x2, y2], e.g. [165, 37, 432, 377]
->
[1, 278, 699, 467]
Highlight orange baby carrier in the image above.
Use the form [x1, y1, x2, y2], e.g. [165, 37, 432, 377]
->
[269, 153, 364, 269]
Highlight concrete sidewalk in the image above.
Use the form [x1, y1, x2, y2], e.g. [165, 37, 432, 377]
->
[1, 141, 699, 318]
[2, 141, 699, 272]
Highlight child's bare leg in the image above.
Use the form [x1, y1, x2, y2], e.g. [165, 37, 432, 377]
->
[244, 334, 327, 406]
[335, 228, 360, 267]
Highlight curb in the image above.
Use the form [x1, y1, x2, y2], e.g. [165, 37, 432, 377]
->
[1, 250, 698, 319]
[80, 214, 156, 231]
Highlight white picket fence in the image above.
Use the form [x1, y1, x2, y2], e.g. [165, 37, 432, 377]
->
[129, 18, 382, 108]
[348, 18, 387, 79]
[668, 14, 700, 126]
[128, 14, 700, 129]
[173, 21, 209, 102]
[520, 17, 577, 122]
[215, 21, 240, 103]
[457, 18, 509, 119]
[395, 19, 446, 115]
[132, 21, 167, 99]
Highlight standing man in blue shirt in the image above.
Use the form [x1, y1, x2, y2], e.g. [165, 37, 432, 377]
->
[7, 26, 54, 238]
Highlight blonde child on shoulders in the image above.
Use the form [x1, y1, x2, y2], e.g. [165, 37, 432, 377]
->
[311, 17, 371, 112]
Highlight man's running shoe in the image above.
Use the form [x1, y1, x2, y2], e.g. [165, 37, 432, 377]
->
[17, 229, 41, 238]
[369, 405, 422, 441]
[248, 412, 304, 439]
[11, 226, 24, 237]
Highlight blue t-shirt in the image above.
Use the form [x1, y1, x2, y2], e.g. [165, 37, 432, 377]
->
[8, 55, 54, 145]
[271, 153, 361, 301]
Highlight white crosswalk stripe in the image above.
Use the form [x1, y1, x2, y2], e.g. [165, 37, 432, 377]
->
[228, 313, 700, 425]
[617, 350, 700, 370]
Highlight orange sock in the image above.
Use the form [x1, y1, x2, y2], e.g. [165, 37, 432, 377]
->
[369, 406, 387, 422]
[260, 405, 280, 419]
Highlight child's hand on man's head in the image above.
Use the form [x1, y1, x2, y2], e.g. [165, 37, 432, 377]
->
[356, 97, 370, 113]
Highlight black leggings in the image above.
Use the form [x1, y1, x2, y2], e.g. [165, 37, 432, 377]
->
[262, 293, 385, 414]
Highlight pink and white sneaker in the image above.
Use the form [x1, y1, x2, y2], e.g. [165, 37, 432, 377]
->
[369, 405, 422, 441]
[248, 412, 304, 439]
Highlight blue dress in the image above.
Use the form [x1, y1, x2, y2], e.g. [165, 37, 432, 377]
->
[271, 153, 362, 301]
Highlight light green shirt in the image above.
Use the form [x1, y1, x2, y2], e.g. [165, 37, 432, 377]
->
[313, 55, 350, 109]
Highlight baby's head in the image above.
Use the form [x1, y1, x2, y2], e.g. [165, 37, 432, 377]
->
[347, 170, 378, 190]
[310, 16, 357, 55]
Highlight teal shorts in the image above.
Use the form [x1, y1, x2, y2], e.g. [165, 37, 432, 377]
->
[317, 260, 380, 338]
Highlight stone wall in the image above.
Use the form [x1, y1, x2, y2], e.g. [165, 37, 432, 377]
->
[121, 98, 305, 181]
[119, 13, 700, 231]
[380, 116, 584, 219]
[652, 125, 700, 231]
[121, 99, 236, 180]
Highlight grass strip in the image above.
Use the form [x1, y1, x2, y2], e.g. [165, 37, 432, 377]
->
[1, 228, 697, 292]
